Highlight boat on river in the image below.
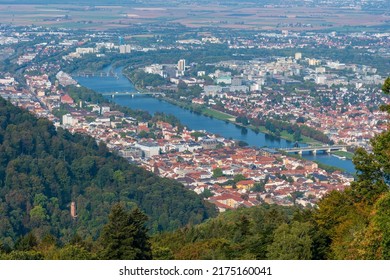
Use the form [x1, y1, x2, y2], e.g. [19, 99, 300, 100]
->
[333, 154, 346, 160]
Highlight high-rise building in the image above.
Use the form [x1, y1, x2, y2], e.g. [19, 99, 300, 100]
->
[178, 59, 186, 72]
[295, 52, 302, 60]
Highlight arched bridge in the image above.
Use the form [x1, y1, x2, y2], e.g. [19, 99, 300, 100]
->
[278, 145, 348, 155]
[101, 92, 165, 97]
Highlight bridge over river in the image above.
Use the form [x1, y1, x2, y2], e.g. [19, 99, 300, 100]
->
[72, 70, 119, 79]
[278, 145, 348, 155]
[101, 91, 165, 98]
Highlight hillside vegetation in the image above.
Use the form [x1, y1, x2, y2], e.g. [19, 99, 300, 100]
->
[0, 97, 216, 250]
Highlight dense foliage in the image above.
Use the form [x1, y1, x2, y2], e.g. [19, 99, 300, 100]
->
[152, 205, 318, 260]
[0, 204, 152, 260]
[99, 204, 152, 260]
[0, 97, 216, 249]
[262, 118, 332, 144]
[126, 70, 168, 88]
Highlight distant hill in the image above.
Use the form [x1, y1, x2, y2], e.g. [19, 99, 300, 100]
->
[0, 97, 216, 248]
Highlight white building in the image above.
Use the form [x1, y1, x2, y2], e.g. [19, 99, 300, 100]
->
[177, 59, 186, 76]
[119, 44, 131, 54]
[96, 42, 115, 50]
[308, 58, 321, 66]
[315, 67, 326, 74]
[204, 85, 223, 96]
[62, 114, 78, 126]
[144, 64, 165, 77]
[94, 117, 111, 127]
[0, 77, 15, 85]
[315, 75, 327, 84]
[101, 106, 110, 115]
[76, 47, 95, 55]
[135, 142, 160, 158]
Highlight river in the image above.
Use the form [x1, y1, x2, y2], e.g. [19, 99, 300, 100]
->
[75, 68, 356, 174]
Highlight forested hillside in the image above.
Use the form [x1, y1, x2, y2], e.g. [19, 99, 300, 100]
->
[152, 205, 319, 260]
[0, 97, 216, 249]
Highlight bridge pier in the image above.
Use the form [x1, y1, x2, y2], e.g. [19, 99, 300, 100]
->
[312, 149, 317, 155]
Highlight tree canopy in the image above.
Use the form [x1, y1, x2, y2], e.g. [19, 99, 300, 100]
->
[0, 97, 216, 249]
[100, 204, 152, 260]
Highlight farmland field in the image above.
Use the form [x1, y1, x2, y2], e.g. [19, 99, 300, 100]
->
[0, 3, 389, 31]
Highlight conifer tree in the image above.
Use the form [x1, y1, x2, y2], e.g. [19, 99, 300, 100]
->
[100, 204, 152, 260]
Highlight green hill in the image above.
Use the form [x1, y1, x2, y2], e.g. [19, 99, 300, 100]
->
[0, 97, 216, 249]
[152, 204, 319, 260]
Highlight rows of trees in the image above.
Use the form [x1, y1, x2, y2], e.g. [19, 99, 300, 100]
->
[212, 102, 332, 143]
[261, 118, 332, 144]
[233, 110, 331, 143]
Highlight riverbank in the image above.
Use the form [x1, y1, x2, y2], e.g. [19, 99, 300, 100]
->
[74, 66, 357, 174]
[331, 150, 355, 160]
[121, 67, 331, 146]
[279, 151, 348, 173]
[159, 95, 324, 146]
[148, 96, 356, 174]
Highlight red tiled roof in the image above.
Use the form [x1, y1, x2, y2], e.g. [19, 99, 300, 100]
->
[61, 94, 74, 104]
